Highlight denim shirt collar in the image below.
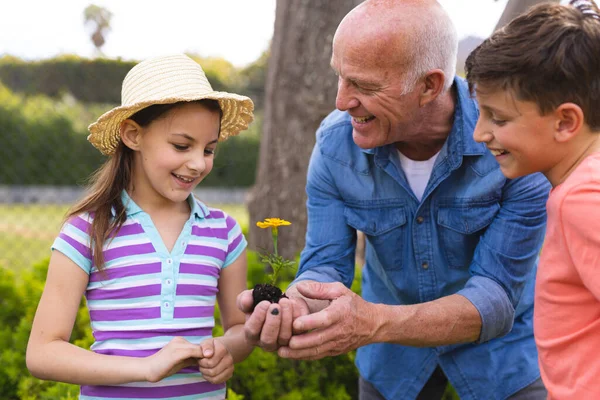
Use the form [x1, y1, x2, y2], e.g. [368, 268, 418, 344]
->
[113, 190, 208, 219]
[363, 77, 487, 164]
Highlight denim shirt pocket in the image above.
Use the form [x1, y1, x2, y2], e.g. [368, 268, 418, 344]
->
[436, 201, 500, 269]
[344, 203, 407, 271]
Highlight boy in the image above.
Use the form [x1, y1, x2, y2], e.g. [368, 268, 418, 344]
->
[465, 1, 600, 399]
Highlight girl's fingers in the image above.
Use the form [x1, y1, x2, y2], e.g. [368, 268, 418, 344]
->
[199, 338, 215, 358]
[198, 346, 228, 368]
[200, 364, 234, 384]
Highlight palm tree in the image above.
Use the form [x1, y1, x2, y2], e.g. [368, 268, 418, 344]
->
[83, 4, 113, 55]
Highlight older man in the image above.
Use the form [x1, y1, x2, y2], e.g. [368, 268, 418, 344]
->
[239, 1, 550, 399]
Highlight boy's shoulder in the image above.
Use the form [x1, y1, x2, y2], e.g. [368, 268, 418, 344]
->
[548, 153, 600, 218]
[559, 152, 600, 194]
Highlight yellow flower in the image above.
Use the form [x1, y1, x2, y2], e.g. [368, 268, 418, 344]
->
[256, 218, 292, 229]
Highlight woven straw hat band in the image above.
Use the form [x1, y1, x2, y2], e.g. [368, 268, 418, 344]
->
[87, 54, 254, 155]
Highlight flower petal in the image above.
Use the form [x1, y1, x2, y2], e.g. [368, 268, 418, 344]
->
[256, 218, 292, 228]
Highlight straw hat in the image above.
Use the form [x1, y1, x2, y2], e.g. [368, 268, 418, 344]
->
[88, 54, 255, 155]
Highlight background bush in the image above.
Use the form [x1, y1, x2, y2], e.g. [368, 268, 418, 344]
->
[0, 251, 360, 400]
[0, 83, 260, 187]
[0, 54, 265, 107]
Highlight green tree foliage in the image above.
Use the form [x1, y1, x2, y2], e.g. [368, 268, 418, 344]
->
[236, 50, 269, 110]
[0, 84, 259, 187]
[0, 56, 135, 104]
[0, 259, 89, 399]
[0, 54, 267, 106]
[202, 113, 261, 188]
[0, 83, 105, 185]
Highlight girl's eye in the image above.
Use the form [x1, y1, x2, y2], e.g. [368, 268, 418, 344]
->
[173, 144, 189, 151]
[204, 149, 216, 156]
[491, 118, 507, 126]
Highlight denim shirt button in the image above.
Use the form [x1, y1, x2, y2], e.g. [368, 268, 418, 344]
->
[421, 262, 429, 269]
[416, 216, 424, 224]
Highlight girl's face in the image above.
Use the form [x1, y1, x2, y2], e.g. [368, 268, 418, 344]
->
[128, 102, 220, 208]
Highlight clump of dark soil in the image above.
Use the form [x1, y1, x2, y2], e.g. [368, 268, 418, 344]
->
[252, 283, 288, 310]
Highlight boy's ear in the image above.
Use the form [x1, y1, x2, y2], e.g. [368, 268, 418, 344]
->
[419, 69, 445, 107]
[554, 103, 584, 143]
[120, 119, 143, 151]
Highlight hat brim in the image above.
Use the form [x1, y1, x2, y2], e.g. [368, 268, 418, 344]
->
[87, 92, 254, 156]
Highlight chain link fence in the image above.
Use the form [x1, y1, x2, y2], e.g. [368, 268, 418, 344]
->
[0, 184, 248, 272]
[0, 85, 257, 274]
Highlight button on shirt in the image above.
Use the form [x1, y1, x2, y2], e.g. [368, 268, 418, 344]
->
[294, 78, 551, 400]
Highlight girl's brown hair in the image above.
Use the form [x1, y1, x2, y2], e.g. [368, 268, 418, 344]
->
[65, 99, 221, 271]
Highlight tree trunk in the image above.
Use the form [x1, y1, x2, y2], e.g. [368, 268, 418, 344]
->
[247, 0, 363, 258]
[494, 0, 559, 32]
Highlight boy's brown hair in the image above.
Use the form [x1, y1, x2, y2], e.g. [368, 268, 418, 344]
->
[465, 0, 600, 131]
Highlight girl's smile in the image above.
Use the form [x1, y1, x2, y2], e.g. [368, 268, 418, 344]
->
[122, 101, 221, 211]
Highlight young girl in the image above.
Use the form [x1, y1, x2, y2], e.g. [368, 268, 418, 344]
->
[26, 54, 256, 399]
[466, 1, 600, 398]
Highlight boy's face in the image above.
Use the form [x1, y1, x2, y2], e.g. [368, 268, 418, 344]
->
[473, 86, 559, 179]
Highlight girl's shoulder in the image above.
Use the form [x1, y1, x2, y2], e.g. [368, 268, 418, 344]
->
[62, 211, 94, 233]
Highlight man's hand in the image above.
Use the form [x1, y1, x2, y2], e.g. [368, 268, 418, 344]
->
[236, 289, 309, 352]
[277, 281, 382, 360]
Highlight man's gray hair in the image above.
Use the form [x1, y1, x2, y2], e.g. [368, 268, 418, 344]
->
[401, 7, 458, 95]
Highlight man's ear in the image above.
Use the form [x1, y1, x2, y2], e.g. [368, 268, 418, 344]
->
[554, 103, 584, 143]
[419, 69, 445, 107]
[120, 119, 143, 151]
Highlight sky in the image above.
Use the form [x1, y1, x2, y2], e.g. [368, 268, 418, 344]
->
[0, 0, 509, 67]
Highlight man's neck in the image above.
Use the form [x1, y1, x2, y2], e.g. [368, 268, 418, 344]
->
[396, 85, 457, 161]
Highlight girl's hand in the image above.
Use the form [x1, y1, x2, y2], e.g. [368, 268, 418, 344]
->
[145, 337, 203, 383]
[198, 338, 234, 384]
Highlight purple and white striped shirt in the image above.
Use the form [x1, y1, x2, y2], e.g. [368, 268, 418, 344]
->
[52, 192, 247, 400]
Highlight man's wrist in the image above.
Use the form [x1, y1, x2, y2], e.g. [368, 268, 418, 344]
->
[371, 303, 393, 344]
[370, 303, 416, 345]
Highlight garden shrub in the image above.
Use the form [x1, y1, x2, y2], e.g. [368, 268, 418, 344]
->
[0, 84, 260, 188]
[0, 251, 360, 399]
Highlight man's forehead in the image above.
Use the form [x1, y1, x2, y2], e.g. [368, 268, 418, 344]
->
[331, 29, 406, 74]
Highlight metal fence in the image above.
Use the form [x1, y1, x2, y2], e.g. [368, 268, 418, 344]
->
[0, 184, 247, 272]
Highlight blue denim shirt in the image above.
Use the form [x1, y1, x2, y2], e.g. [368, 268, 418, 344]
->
[294, 78, 551, 400]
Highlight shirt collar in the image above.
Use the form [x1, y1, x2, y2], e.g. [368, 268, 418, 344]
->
[114, 190, 208, 219]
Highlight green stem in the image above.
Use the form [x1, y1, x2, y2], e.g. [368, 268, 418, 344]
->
[271, 227, 279, 285]
[272, 227, 279, 257]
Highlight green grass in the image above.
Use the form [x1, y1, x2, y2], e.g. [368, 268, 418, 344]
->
[0, 203, 249, 273]
[0, 204, 68, 272]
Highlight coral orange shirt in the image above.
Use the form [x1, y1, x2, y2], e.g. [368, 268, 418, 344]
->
[535, 152, 600, 400]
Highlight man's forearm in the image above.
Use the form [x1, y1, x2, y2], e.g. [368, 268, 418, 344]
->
[372, 294, 482, 347]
